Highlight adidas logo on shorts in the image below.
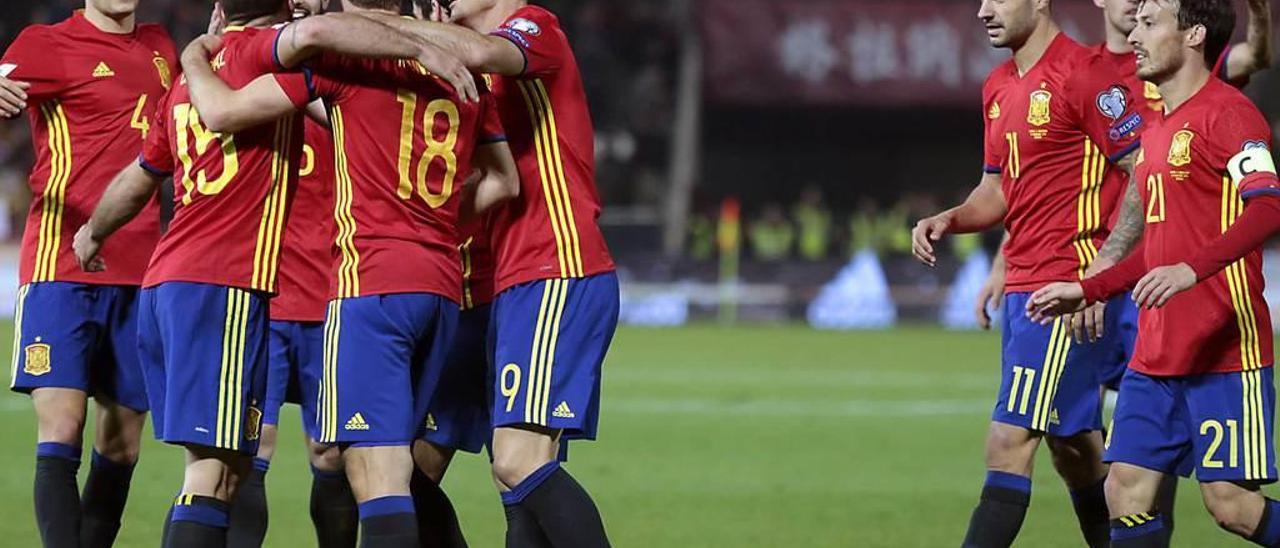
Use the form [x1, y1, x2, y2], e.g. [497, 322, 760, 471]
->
[345, 412, 371, 431]
[553, 401, 575, 419]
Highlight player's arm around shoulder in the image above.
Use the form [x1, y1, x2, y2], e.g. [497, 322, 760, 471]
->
[179, 35, 300, 134]
[361, 13, 527, 77]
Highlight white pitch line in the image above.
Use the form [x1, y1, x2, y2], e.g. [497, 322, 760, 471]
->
[606, 398, 991, 417]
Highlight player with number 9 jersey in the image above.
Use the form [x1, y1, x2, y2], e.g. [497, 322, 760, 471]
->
[306, 53, 507, 447]
[136, 24, 312, 454]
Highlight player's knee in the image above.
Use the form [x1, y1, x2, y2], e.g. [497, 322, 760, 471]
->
[492, 451, 541, 489]
[38, 414, 86, 446]
[984, 423, 1036, 470]
[94, 438, 140, 466]
[413, 441, 453, 484]
[1202, 483, 1257, 535]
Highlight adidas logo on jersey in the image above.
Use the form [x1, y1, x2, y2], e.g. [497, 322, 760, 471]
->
[345, 412, 371, 431]
[552, 401, 575, 419]
[92, 62, 115, 78]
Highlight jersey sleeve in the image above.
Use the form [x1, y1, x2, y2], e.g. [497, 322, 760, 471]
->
[139, 94, 174, 176]
[1212, 46, 1251, 88]
[0, 27, 66, 102]
[1064, 66, 1143, 163]
[981, 82, 1003, 174]
[303, 52, 351, 102]
[490, 9, 566, 77]
[244, 27, 315, 108]
[1210, 104, 1280, 200]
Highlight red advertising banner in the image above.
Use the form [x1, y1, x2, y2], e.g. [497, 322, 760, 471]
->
[701, 0, 1115, 107]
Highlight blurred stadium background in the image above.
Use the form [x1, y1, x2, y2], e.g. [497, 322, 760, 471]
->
[1, 0, 1280, 546]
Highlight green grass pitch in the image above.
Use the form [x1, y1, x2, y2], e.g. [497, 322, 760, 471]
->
[0, 323, 1269, 546]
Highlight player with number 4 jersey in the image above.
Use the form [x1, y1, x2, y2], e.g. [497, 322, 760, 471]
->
[1, 5, 175, 547]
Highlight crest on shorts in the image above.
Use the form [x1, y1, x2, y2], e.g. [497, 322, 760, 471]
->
[1169, 130, 1195, 167]
[152, 52, 172, 90]
[1027, 89, 1052, 127]
[245, 406, 263, 441]
[24, 343, 50, 376]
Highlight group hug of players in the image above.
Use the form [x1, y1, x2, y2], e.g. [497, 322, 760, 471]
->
[913, 0, 1280, 546]
[0, 0, 619, 547]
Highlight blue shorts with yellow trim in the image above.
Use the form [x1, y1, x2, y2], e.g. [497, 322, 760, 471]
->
[423, 305, 492, 454]
[263, 320, 325, 441]
[1105, 368, 1277, 483]
[1100, 294, 1140, 390]
[490, 273, 619, 440]
[317, 294, 458, 446]
[138, 282, 269, 454]
[993, 292, 1120, 436]
[9, 282, 149, 411]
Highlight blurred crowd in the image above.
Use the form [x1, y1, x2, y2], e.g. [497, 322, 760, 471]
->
[0, 0, 680, 242]
[688, 189, 985, 264]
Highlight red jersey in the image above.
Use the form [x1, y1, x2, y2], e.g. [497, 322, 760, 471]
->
[487, 6, 614, 293]
[2, 12, 176, 286]
[984, 34, 1145, 293]
[309, 55, 505, 303]
[140, 25, 312, 292]
[272, 117, 334, 322]
[1129, 78, 1276, 376]
[459, 215, 495, 309]
[1091, 45, 1246, 232]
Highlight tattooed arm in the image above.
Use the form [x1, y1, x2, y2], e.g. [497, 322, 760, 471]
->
[1089, 152, 1143, 275]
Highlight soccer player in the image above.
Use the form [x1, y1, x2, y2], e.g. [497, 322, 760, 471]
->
[0, 1, 175, 546]
[405, 2, 499, 546]
[366, 3, 621, 546]
[177, 1, 518, 544]
[72, 1, 474, 546]
[1026, 2, 1280, 544]
[911, 0, 1148, 545]
[218, 1, 359, 546]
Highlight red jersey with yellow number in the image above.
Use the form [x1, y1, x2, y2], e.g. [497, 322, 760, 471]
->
[272, 116, 334, 322]
[1093, 44, 1242, 231]
[983, 33, 1144, 293]
[1130, 78, 1277, 376]
[487, 5, 614, 293]
[459, 215, 494, 309]
[1, 11, 176, 286]
[140, 25, 311, 292]
[309, 55, 505, 304]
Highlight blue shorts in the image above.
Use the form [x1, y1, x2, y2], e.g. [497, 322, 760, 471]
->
[138, 282, 270, 454]
[1106, 368, 1277, 483]
[1100, 294, 1140, 390]
[490, 273, 619, 440]
[9, 282, 149, 411]
[424, 305, 492, 454]
[263, 320, 325, 441]
[317, 294, 458, 446]
[994, 292, 1124, 436]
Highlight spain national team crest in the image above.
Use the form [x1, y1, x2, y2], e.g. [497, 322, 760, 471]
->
[1027, 90, 1052, 127]
[153, 52, 172, 90]
[245, 406, 263, 441]
[1169, 130, 1195, 167]
[24, 343, 50, 376]
[988, 101, 1001, 120]
[1144, 82, 1162, 101]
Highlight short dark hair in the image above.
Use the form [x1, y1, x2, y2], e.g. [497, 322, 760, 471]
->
[347, 0, 402, 11]
[1147, 0, 1236, 64]
[220, 0, 286, 22]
